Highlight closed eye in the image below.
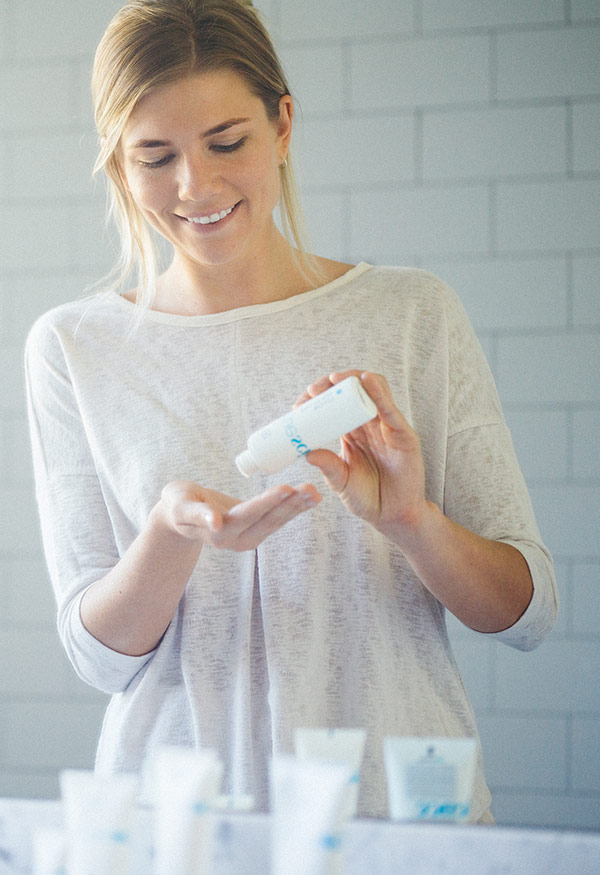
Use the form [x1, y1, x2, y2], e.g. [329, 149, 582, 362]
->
[211, 137, 247, 153]
[137, 137, 246, 168]
[138, 154, 175, 169]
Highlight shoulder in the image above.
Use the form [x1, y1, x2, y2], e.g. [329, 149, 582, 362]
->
[355, 263, 451, 297]
[26, 300, 81, 365]
[25, 294, 131, 392]
[354, 264, 467, 320]
[25, 293, 123, 360]
[27, 297, 88, 340]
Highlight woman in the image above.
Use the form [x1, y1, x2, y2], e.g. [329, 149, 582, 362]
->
[25, 0, 557, 820]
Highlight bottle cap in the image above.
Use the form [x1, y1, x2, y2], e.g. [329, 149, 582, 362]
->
[235, 448, 260, 477]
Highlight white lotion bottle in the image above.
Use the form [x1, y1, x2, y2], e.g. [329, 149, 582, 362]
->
[59, 769, 138, 875]
[294, 727, 367, 820]
[271, 754, 354, 875]
[236, 376, 378, 477]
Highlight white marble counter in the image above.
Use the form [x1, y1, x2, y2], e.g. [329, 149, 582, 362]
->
[1, 797, 600, 874]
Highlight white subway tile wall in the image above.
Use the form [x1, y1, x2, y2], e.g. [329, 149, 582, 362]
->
[0, 0, 598, 830]
[574, 256, 600, 324]
[349, 35, 490, 110]
[496, 27, 600, 101]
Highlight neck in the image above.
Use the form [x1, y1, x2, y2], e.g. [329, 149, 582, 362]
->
[153, 231, 313, 316]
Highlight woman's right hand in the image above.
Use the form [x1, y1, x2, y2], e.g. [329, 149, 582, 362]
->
[154, 480, 322, 552]
[81, 480, 321, 657]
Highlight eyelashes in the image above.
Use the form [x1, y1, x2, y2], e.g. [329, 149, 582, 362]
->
[139, 154, 174, 169]
[138, 137, 247, 169]
[212, 136, 247, 154]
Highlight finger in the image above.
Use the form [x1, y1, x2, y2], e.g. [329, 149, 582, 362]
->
[357, 372, 406, 428]
[236, 486, 321, 549]
[305, 448, 349, 494]
[296, 369, 364, 407]
[176, 498, 226, 533]
[292, 373, 334, 408]
[175, 487, 296, 547]
[327, 369, 365, 385]
[296, 368, 372, 408]
[163, 482, 241, 536]
[198, 505, 223, 531]
[358, 372, 420, 451]
[304, 374, 336, 397]
[292, 390, 311, 409]
[293, 374, 340, 408]
[224, 484, 312, 531]
[305, 369, 367, 396]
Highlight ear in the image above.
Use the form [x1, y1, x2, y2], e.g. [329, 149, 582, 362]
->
[276, 94, 293, 162]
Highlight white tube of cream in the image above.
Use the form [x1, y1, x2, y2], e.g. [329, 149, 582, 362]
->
[271, 754, 354, 875]
[31, 827, 66, 875]
[383, 736, 478, 822]
[213, 794, 255, 812]
[152, 745, 223, 875]
[294, 727, 367, 819]
[59, 770, 138, 875]
[236, 375, 378, 476]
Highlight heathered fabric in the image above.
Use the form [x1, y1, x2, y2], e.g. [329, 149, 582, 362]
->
[25, 263, 557, 819]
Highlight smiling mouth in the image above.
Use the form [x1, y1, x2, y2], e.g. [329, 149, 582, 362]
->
[181, 202, 239, 225]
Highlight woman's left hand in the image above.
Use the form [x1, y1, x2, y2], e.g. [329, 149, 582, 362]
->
[297, 370, 537, 633]
[296, 370, 428, 542]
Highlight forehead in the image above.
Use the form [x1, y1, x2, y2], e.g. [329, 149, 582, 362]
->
[123, 69, 268, 142]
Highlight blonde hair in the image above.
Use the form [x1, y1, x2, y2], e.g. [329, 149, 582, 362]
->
[92, 0, 321, 310]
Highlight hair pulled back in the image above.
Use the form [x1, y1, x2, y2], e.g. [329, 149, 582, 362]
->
[92, 0, 315, 309]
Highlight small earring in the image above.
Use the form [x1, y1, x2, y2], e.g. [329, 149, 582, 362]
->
[280, 157, 288, 169]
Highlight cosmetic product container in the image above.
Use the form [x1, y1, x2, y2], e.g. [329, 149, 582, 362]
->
[31, 827, 66, 875]
[383, 737, 477, 823]
[271, 754, 354, 875]
[153, 745, 223, 875]
[294, 727, 366, 820]
[236, 376, 377, 477]
[59, 769, 137, 875]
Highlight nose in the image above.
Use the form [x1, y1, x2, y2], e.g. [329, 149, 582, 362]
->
[177, 151, 223, 202]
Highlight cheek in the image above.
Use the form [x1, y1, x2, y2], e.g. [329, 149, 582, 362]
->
[243, 150, 281, 202]
[126, 171, 170, 212]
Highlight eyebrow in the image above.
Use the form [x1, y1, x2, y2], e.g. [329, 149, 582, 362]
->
[129, 117, 251, 150]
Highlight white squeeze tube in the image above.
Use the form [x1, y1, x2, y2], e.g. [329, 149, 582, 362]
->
[271, 754, 354, 875]
[235, 375, 378, 477]
[153, 745, 224, 875]
[294, 727, 367, 820]
[212, 793, 255, 812]
[59, 769, 138, 875]
[31, 828, 66, 875]
[383, 736, 478, 823]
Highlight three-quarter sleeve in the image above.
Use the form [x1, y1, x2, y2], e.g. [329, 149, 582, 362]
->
[438, 281, 558, 650]
[25, 315, 155, 693]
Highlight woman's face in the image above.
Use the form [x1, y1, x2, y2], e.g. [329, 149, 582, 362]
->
[119, 69, 292, 271]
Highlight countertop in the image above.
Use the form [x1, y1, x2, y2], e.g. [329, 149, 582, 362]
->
[1, 797, 600, 874]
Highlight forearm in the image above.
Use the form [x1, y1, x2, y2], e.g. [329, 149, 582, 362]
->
[79, 479, 321, 657]
[384, 501, 534, 633]
[80, 504, 202, 657]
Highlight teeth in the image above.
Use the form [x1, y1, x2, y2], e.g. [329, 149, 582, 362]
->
[187, 206, 234, 225]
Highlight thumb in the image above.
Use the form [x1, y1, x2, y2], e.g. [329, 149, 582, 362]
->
[305, 449, 349, 495]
